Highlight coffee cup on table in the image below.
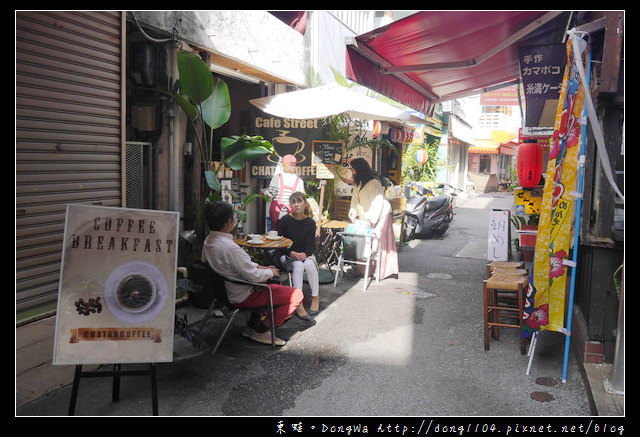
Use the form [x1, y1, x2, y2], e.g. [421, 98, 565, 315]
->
[268, 230, 278, 238]
[248, 234, 263, 243]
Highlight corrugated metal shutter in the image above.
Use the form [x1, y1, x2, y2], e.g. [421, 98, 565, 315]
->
[16, 11, 124, 319]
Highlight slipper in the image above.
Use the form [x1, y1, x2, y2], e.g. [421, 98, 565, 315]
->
[309, 308, 320, 315]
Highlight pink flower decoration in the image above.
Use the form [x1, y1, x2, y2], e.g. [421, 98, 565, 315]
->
[525, 304, 549, 329]
[566, 126, 580, 148]
[550, 250, 568, 278]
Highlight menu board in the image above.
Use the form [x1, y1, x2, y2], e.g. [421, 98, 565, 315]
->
[312, 140, 344, 167]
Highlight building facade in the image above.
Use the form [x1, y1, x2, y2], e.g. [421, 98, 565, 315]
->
[16, 10, 624, 405]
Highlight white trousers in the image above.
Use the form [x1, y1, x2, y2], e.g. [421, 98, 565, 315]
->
[281, 254, 320, 297]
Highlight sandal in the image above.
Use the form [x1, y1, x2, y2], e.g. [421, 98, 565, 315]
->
[294, 312, 316, 325]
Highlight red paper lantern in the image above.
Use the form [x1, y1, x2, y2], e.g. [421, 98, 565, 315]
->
[517, 142, 543, 187]
[414, 149, 429, 165]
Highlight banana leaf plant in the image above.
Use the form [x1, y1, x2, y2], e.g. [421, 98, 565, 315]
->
[173, 51, 275, 203]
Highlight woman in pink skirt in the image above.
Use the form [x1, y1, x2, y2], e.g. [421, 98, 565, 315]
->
[347, 158, 399, 280]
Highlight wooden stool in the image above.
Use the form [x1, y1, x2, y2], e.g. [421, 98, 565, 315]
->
[486, 261, 524, 277]
[488, 268, 528, 278]
[483, 274, 528, 354]
[486, 269, 528, 320]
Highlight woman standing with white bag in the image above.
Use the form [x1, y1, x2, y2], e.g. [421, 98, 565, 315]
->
[347, 158, 399, 280]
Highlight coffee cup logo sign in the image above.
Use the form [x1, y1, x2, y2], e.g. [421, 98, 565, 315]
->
[251, 111, 325, 178]
[53, 205, 179, 365]
[269, 130, 307, 165]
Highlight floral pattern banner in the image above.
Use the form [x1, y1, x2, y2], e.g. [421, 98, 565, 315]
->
[526, 38, 588, 337]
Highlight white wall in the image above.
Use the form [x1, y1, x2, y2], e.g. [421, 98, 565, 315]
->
[134, 11, 306, 86]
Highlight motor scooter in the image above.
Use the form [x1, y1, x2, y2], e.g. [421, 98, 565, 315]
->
[402, 183, 457, 242]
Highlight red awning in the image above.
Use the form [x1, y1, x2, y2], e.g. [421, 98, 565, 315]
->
[346, 11, 570, 115]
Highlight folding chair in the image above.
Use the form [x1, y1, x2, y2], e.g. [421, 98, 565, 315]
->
[333, 231, 380, 292]
[193, 265, 277, 356]
[280, 253, 321, 289]
[280, 254, 294, 287]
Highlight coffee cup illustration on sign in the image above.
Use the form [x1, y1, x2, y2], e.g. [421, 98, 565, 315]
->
[103, 260, 168, 324]
[115, 272, 157, 313]
[269, 130, 306, 164]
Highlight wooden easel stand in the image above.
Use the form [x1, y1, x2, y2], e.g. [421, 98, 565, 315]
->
[68, 363, 158, 416]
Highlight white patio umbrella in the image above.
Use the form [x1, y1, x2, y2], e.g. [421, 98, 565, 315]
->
[249, 83, 427, 125]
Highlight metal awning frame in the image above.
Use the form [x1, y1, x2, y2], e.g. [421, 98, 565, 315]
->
[346, 11, 569, 112]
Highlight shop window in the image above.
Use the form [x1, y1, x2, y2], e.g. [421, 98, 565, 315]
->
[479, 155, 492, 173]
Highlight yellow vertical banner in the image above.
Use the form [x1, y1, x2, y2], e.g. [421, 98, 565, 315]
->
[528, 39, 588, 335]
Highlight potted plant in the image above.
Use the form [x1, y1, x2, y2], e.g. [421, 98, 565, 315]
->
[510, 214, 539, 261]
[172, 51, 274, 234]
[173, 51, 274, 200]
[322, 112, 398, 220]
[168, 51, 276, 307]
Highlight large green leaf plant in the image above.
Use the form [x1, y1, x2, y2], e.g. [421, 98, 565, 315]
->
[173, 51, 274, 204]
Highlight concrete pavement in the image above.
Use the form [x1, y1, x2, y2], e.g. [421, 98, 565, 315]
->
[16, 193, 623, 420]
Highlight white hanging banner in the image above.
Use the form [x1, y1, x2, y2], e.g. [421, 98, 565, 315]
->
[487, 209, 511, 261]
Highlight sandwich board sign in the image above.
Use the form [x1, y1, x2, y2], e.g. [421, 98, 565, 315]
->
[53, 204, 179, 365]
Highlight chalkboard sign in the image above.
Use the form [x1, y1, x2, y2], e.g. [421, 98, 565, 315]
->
[312, 140, 344, 167]
[487, 209, 510, 261]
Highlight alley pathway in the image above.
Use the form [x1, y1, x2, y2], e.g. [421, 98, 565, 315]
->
[17, 193, 594, 419]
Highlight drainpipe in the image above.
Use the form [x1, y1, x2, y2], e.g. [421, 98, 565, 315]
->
[167, 104, 176, 211]
[166, 42, 179, 212]
[604, 268, 624, 395]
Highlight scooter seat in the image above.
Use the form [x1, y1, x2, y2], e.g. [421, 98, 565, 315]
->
[425, 195, 449, 211]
